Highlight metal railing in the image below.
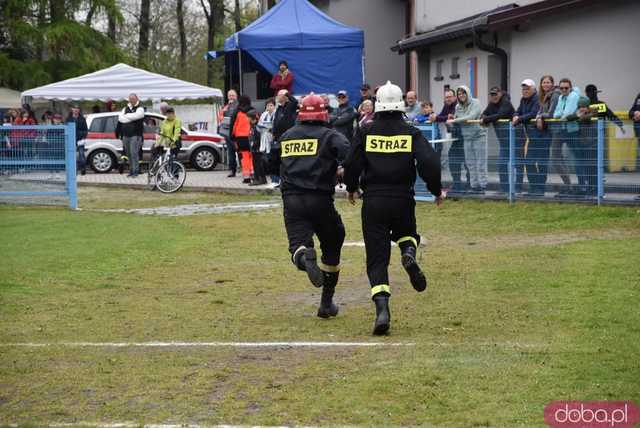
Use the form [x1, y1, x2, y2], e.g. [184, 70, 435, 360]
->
[415, 118, 639, 204]
[0, 123, 78, 209]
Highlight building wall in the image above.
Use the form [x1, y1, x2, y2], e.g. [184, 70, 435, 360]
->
[310, 0, 407, 89]
[509, 1, 640, 111]
[414, 0, 539, 32]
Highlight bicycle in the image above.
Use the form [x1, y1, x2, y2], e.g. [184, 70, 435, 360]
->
[147, 146, 186, 193]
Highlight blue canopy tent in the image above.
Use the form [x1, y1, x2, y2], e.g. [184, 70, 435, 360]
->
[210, 0, 365, 103]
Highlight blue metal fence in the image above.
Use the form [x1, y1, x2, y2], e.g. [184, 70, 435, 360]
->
[0, 123, 77, 209]
[414, 119, 640, 205]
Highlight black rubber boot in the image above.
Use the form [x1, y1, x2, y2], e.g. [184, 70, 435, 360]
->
[372, 294, 390, 335]
[401, 246, 427, 292]
[317, 272, 339, 318]
[294, 248, 324, 288]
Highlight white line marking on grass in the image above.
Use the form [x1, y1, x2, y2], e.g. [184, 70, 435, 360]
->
[0, 341, 415, 348]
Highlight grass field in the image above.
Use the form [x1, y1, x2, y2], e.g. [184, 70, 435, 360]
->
[1, 187, 639, 427]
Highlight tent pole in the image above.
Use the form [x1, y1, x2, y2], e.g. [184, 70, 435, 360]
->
[238, 49, 243, 94]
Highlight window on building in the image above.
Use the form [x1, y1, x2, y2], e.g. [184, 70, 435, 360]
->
[450, 57, 460, 79]
[434, 59, 444, 82]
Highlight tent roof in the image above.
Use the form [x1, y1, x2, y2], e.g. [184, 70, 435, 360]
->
[224, 0, 363, 51]
[21, 63, 222, 101]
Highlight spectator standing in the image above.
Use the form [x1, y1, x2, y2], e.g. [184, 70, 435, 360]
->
[358, 99, 375, 128]
[535, 75, 561, 195]
[358, 83, 376, 111]
[566, 97, 598, 196]
[231, 95, 256, 184]
[270, 61, 294, 95]
[430, 89, 461, 178]
[331, 90, 357, 140]
[116, 93, 145, 177]
[20, 110, 38, 163]
[66, 105, 88, 175]
[405, 91, 421, 121]
[448, 85, 487, 194]
[630, 92, 640, 200]
[218, 89, 239, 177]
[322, 94, 336, 124]
[257, 98, 276, 184]
[271, 89, 299, 188]
[585, 84, 624, 128]
[630, 92, 640, 168]
[481, 86, 516, 193]
[552, 78, 581, 196]
[513, 79, 543, 195]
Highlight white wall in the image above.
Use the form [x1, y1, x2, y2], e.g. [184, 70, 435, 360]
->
[415, 0, 539, 32]
[509, 1, 640, 111]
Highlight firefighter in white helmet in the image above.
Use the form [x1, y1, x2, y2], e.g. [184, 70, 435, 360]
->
[343, 81, 445, 335]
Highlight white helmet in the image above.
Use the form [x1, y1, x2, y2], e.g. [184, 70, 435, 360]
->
[375, 80, 404, 113]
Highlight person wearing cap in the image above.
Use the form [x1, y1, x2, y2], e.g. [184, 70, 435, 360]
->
[278, 93, 350, 318]
[330, 90, 357, 140]
[66, 104, 88, 175]
[358, 84, 376, 112]
[344, 81, 444, 336]
[585, 84, 624, 130]
[270, 60, 294, 95]
[218, 89, 239, 178]
[153, 106, 182, 160]
[481, 86, 516, 194]
[566, 96, 598, 196]
[513, 79, 543, 195]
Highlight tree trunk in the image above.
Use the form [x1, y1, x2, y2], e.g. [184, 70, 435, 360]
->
[138, 0, 151, 65]
[49, 0, 66, 23]
[234, 0, 241, 32]
[37, 0, 47, 60]
[107, 13, 117, 43]
[85, 0, 97, 26]
[176, 0, 187, 74]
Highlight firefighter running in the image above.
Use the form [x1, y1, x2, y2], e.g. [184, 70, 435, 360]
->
[344, 81, 445, 335]
[279, 93, 350, 318]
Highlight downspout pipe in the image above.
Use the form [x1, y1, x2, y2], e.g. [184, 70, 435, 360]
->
[471, 16, 508, 92]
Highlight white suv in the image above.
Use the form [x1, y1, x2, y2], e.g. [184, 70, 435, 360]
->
[83, 112, 227, 173]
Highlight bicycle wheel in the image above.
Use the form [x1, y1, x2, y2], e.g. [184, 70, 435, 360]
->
[147, 157, 162, 189]
[155, 160, 186, 193]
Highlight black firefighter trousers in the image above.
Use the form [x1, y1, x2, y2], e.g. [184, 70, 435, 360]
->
[362, 196, 420, 298]
[283, 193, 345, 273]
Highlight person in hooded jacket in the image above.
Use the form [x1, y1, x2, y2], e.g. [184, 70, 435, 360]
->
[481, 87, 516, 193]
[552, 78, 581, 196]
[513, 79, 542, 195]
[279, 93, 350, 319]
[447, 86, 487, 194]
[344, 81, 444, 336]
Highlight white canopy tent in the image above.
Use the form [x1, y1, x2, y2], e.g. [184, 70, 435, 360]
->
[21, 63, 223, 102]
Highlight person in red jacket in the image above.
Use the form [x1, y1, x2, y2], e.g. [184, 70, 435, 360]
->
[270, 61, 294, 95]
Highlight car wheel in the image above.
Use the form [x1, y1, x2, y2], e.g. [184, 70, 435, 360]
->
[89, 149, 116, 173]
[191, 147, 218, 171]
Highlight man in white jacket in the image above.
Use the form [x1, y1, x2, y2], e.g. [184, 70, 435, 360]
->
[116, 93, 145, 177]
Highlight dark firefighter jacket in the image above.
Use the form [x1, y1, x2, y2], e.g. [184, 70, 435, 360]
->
[343, 112, 442, 199]
[279, 122, 350, 195]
